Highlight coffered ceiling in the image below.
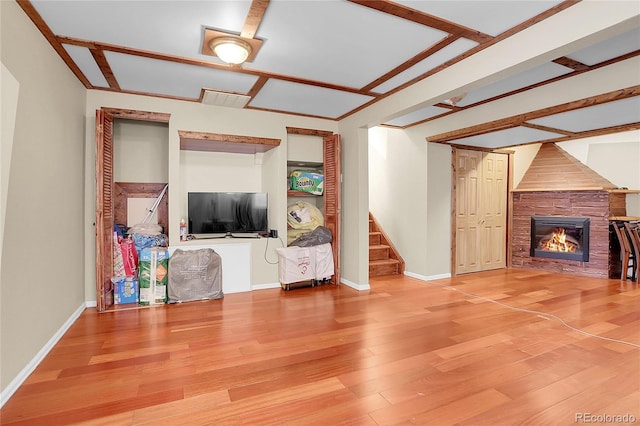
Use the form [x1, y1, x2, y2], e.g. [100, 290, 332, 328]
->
[18, 0, 640, 148]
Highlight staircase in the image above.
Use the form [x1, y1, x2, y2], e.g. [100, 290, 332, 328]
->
[369, 212, 405, 277]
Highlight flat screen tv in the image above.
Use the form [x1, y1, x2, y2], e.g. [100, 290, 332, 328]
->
[188, 192, 268, 236]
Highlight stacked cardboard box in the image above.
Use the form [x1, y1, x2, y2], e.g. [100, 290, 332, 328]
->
[138, 247, 169, 305]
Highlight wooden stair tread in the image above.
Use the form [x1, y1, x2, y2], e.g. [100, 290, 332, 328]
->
[369, 259, 400, 265]
[370, 244, 390, 249]
[368, 212, 404, 276]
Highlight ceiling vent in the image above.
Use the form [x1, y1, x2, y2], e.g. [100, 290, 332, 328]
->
[201, 90, 251, 108]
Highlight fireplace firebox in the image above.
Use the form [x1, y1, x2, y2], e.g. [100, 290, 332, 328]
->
[530, 216, 590, 262]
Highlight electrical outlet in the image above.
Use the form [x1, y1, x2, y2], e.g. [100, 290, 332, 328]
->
[269, 229, 278, 238]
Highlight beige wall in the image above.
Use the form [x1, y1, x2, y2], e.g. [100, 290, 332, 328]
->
[369, 127, 429, 276]
[1, 0, 87, 397]
[114, 120, 169, 183]
[84, 90, 338, 299]
[368, 127, 452, 279]
[425, 142, 452, 277]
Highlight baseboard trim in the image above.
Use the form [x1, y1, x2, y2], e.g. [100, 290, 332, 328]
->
[341, 277, 370, 291]
[404, 271, 452, 281]
[0, 302, 87, 408]
[252, 282, 281, 291]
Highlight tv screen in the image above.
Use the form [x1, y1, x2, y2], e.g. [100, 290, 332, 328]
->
[188, 192, 268, 235]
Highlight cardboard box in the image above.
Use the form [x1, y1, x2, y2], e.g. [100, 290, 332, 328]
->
[290, 170, 324, 195]
[138, 247, 169, 305]
[112, 276, 139, 305]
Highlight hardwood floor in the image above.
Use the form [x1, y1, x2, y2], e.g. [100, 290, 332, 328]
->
[1, 268, 639, 425]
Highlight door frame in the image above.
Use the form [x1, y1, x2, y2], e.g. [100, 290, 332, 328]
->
[451, 146, 514, 277]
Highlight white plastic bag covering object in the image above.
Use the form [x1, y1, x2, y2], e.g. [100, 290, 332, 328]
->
[276, 246, 315, 284]
[313, 243, 334, 280]
[168, 249, 223, 303]
[276, 243, 334, 283]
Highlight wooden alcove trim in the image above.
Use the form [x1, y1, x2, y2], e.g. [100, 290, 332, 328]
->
[286, 127, 334, 136]
[114, 182, 169, 234]
[178, 130, 280, 154]
[102, 108, 171, 123]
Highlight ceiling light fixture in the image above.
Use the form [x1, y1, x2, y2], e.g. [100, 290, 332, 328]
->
[209, 36, 252, 65]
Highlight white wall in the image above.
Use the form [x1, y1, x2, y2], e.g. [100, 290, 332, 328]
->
[1, 0, 86, 399]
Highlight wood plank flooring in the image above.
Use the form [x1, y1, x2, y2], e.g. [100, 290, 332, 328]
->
[1, 268, 639, 425]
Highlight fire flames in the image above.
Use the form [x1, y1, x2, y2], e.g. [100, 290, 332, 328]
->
[538, 227, 578, 253]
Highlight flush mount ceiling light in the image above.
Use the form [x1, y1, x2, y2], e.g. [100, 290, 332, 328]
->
[202, 29, 262, 65]
[209, 36, 252, 65]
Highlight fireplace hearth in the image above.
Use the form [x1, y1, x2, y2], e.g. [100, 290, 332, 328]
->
[530, 216, 590, 262]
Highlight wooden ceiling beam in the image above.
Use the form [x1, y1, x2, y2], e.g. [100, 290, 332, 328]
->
[348, 0, 492, 43]
[90, 49, 120, 90]
[528, 122, 640, 146]
[16, 0, 92, 88]
[361, 35, 459, 92]
[521, 122, 576, 136]
[247, 76, 269, 100]
[241, 0, 270, 39]
[553, 56, 590, 71]
[427, 86, 640, 143]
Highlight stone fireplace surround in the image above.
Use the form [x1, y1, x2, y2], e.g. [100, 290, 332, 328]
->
[510, 143, 632, 278]
[511, 190, 625, 278]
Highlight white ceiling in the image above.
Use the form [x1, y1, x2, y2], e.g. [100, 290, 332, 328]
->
[21, 0, 640, 148]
